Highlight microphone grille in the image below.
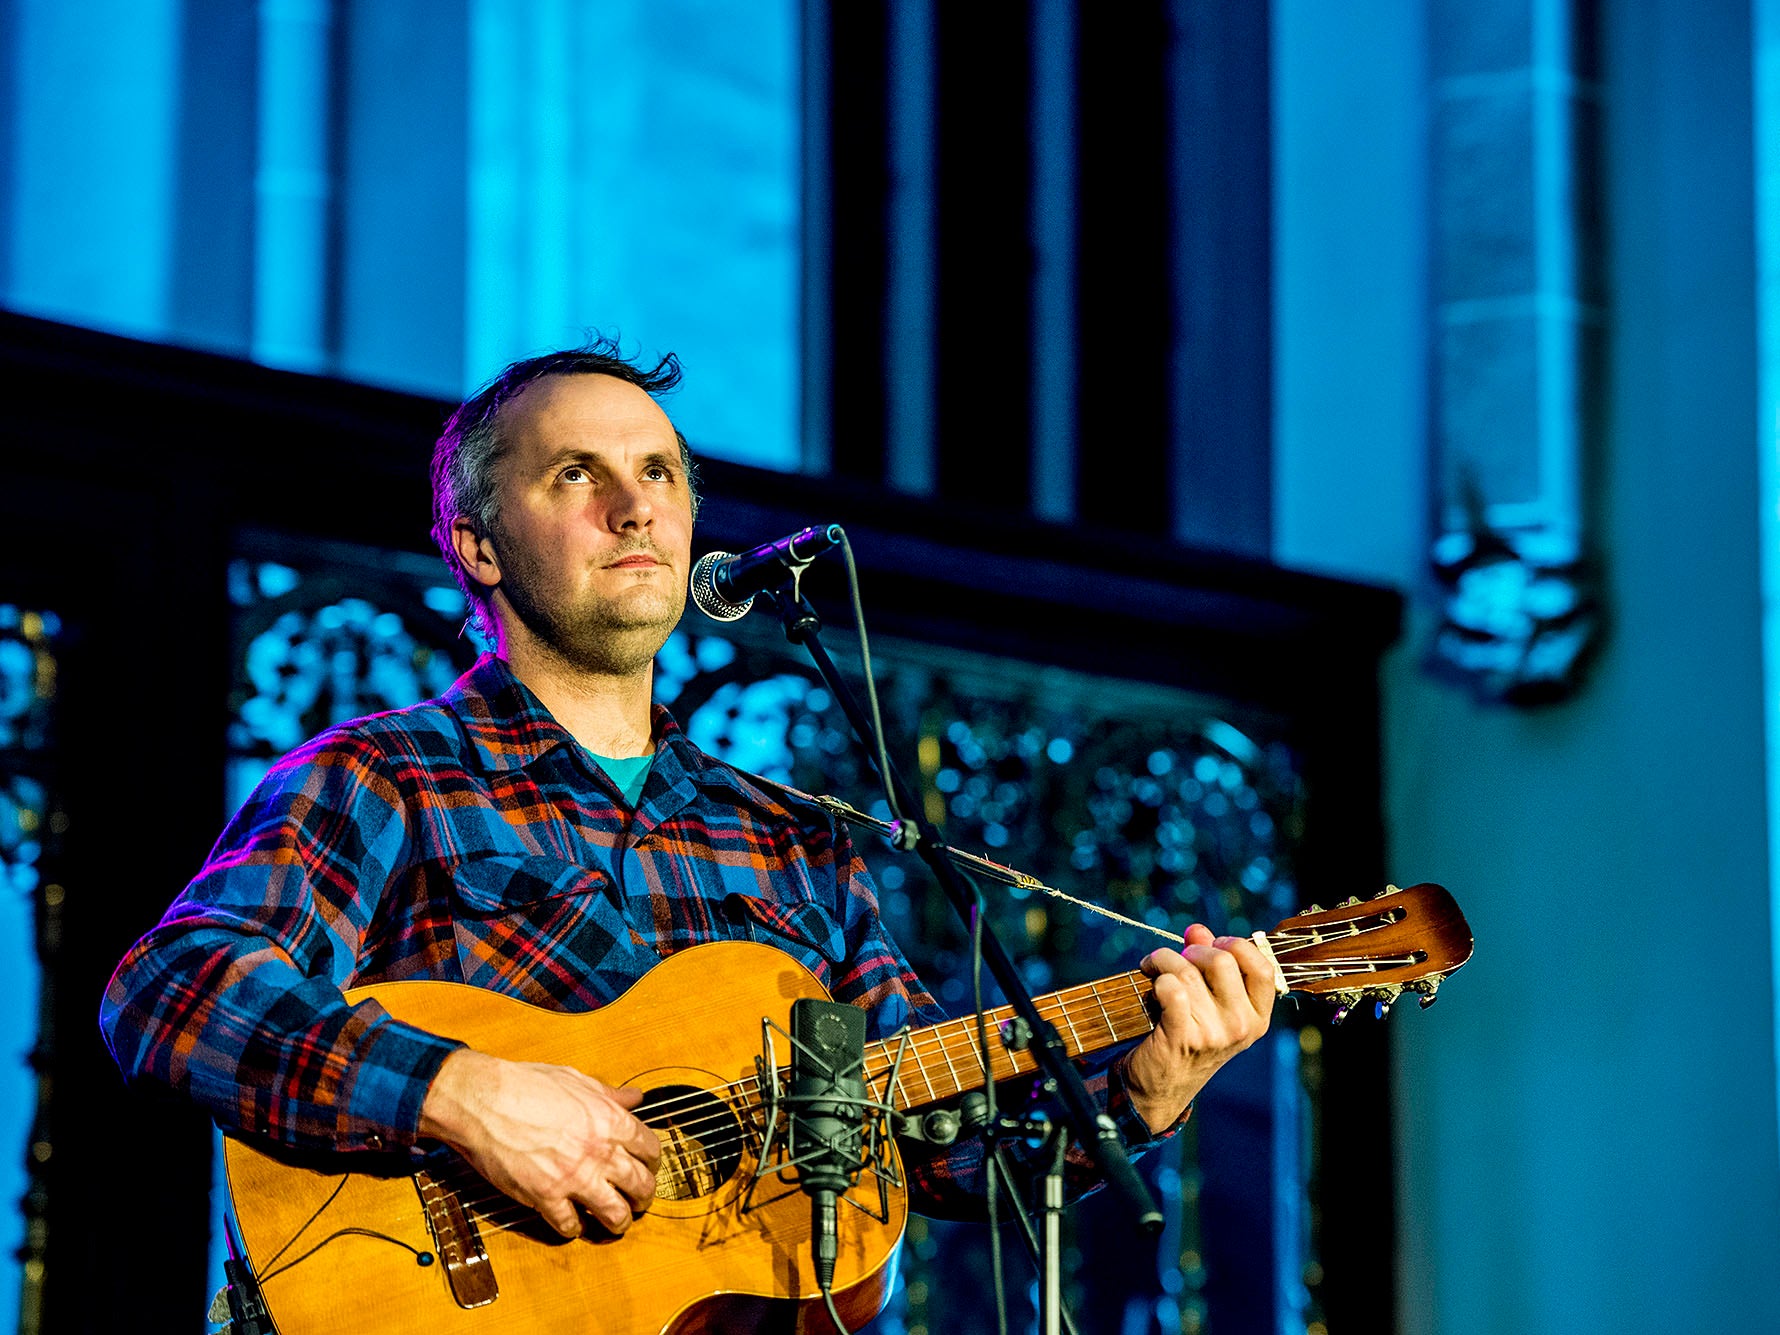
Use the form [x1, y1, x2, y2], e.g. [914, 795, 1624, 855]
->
[689, 551, 753, 622]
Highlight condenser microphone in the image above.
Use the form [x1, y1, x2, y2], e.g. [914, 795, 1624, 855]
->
[787, 997, 868, 1294]
[688, 523, 843, 621]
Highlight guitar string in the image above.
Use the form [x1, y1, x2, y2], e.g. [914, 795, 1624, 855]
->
[433, 991, 1168, 1229]
[487, 918, 1416, 1146]
[448, 951, 1416, 1176]
[245, 916, 1443, 1260]
[401, 917, 1434, 1224]
[630, 949, 1405, 1126]
[448, 976, 1350, 1234]
[437, 987, 1174, 1230]
[420, 940, 1424, 1187]
[519, 907, 1420, 1133]
[620, 956, 1414, 1149]
[426, 951, 1435, 1231]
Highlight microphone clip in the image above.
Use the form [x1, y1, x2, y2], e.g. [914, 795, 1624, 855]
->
[742, 1009, 907, 1226]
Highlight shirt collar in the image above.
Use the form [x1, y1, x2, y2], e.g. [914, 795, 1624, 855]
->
[443, 654, 688, 775]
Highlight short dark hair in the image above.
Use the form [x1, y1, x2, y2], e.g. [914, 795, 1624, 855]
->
[429, 336, 701, 638]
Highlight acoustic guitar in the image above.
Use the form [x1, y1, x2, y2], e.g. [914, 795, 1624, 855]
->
[223, 882, 1472, 1334]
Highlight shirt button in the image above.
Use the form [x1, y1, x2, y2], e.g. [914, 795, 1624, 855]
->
[365, 1133, 384, 1151]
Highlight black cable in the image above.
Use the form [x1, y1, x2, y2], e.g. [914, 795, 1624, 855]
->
[821, 1282, 854, 1335]
[973, 892, 1009, 1335]
[809, 534, 1086, 1328]
[834, 528, 905, 825]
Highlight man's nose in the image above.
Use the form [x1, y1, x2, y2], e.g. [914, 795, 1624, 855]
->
[608, 475, 654, 529]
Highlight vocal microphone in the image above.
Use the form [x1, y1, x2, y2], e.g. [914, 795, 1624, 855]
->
[689, 523, 843, 621]
[787, 997, 868, 1296]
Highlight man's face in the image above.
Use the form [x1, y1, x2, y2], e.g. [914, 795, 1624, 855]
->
[471, 373, 695, 675]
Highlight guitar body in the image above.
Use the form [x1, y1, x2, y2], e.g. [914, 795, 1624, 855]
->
[222, 882, 1475, 1335]
[223, 942, 907, 1335]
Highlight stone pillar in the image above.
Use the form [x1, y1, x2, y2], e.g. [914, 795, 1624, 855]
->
[1426, 0, 1605, 701]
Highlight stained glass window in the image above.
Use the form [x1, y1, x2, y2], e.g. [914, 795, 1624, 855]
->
[225, 537, 489, 815]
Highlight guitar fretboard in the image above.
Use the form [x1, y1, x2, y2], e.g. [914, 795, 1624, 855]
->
[860, 970, 1158, 1112]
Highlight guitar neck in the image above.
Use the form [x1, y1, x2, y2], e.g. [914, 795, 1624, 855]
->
[858, 881, 1475, 1114]
[861, 969, 1157, 1113]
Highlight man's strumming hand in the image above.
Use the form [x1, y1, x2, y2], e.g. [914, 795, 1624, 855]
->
[419, 1049, 661, 1237]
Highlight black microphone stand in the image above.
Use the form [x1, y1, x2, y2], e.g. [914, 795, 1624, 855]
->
[761, 585, 1162, 1333]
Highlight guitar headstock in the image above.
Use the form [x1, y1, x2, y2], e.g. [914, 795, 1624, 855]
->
[1264, 883, 1473, 1023]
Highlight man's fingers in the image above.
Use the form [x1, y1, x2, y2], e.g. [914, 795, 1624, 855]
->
[1151, 940, 1273, 1042]
[1181, 943, 1250, 1015]
[1201, 936, 1280, 1020]
[622, 1116, 662, 1169]
[607, 1148, 658, 1208]
[1221, 938, 1282, 1016]
[1152, 957, 1215, 1016]
[537, 1197, 583, 1239]
[575, 1178, 635, 1235]
[1139, 946, 1183, 978]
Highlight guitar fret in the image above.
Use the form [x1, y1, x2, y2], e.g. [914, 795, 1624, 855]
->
[978, 1024, 1000, 1084]
[1089, 979, 1118, 1042]
[865, 1043, 907, 1111]
[905, 1034, 939, 1104]
[934, 1022, 964, 1097]
[957, 1011, 1004, 1084]
[875, 1036, 935, 1108]
[1052, 994, 1084, 1054]
[997, 1012, 1027, 1077]
[1125, 972, 1149, 1037]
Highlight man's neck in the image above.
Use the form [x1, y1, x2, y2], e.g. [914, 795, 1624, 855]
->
[499, 643, 657, 758]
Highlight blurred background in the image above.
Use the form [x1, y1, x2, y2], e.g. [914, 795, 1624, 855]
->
[2, 0, 1778, 1331]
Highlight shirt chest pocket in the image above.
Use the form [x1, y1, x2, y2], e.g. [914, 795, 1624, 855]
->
[726, 892, 849, 988]
[447, 854, 650, 1008]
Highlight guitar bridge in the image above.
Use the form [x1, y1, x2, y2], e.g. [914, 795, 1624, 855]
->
[414, 1165, 498, 1309]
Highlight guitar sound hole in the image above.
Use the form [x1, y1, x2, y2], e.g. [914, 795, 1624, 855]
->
[638, 1084, 746, 1201]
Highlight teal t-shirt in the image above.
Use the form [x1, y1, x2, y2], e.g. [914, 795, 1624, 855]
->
[585, 749, 654, 807]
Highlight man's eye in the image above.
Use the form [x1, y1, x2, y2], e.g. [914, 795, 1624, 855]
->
[646, 465, 673, 481]
[561, 467, 588, 483]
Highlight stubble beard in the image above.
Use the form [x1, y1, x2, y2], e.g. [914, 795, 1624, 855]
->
[493, 531, 686, 678]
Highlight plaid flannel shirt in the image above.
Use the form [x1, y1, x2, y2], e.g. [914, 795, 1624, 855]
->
[100, 655, 1166, 1217]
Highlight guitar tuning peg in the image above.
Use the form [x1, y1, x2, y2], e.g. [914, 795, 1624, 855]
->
[1341, 896, 1361, 907]
[1418, 991, 1438, 1010]
[1303, 903, 1324, 915]
[1328, 989, 1361, 1025]
[1374, 998, 1393, 1019]
[1414, 976, 1442, 1009]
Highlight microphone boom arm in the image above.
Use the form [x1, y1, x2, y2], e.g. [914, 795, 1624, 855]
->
[804, 793, 1185, 946]
[762, 586, 1165, 1236]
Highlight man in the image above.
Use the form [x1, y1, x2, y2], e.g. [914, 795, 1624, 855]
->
[100, 341, 1275, 1251]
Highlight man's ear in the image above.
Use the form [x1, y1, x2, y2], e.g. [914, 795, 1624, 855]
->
[451, 518, 502, 592]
